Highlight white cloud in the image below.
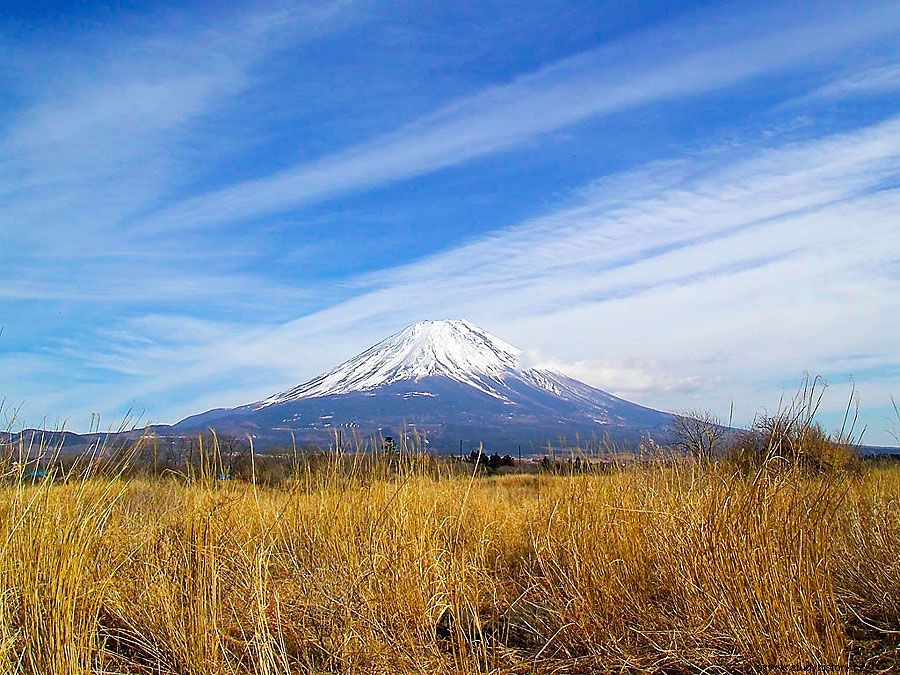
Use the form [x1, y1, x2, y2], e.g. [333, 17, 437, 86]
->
[134, 2, 900, 235]
[522, 351, 722, 398]
[811, 62, 900, 100]
[3, 2, 900, 446]
[0, 0, 357, 263]
[48, 115, 900, 443]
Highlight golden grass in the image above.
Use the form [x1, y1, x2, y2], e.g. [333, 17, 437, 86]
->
[0, 458, 896, 673]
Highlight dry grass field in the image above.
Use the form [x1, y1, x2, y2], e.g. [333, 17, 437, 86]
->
[0, 445, 897, 674]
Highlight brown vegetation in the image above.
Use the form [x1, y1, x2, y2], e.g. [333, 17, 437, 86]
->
[0, 377, 895, 673]
[0, 441, 895, 674]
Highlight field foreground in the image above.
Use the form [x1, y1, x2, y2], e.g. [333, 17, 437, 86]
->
[1, 459, 898, 674]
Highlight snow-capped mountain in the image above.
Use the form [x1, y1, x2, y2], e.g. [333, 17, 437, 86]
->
[260, 320, 521, 403]
[174, 320, 672, 450]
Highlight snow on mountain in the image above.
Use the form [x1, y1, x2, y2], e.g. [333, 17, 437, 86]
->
[259, 319, 559, 406]
[172, 319, 673, 449]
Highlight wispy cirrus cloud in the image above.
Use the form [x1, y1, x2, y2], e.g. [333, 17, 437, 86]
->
[2, 1, 899, 446]
[1, 0, 356, 265]
[133, 2, 900, 236]
[809, 62, 900, 100]
[51, 115, 900, 441]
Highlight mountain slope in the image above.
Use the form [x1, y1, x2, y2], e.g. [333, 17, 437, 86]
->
[260, 319, 521, 403]
[174, 320, 673, 450]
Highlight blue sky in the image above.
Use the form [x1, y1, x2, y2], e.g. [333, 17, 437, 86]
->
[2, 0, 899, 444]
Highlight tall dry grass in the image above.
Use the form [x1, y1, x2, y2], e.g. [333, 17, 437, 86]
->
[0, 447, 894, 674]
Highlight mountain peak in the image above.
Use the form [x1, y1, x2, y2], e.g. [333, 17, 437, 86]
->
[408, 318, 473, 328]
[260, 319, 522, 405]
[174, 320, 673, 449]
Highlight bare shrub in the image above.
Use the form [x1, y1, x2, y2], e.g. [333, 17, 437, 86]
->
[727, 375, 860, 473]
[669, 409, 727, 460]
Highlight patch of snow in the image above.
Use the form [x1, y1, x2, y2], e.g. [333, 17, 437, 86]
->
[255, 319, 618, 410]
[259, 320, 522, 405]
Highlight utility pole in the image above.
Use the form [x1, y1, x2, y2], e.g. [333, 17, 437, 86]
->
[518, 444, 521, 464]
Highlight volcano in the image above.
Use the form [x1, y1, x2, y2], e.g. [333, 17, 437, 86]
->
[173, 320, 673, 450]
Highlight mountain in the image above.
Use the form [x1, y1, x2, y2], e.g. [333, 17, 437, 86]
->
[173, 319, 673, 451]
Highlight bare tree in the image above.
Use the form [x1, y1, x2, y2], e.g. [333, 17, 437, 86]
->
[670, 410, 727, 460]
